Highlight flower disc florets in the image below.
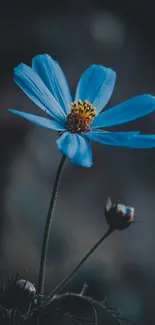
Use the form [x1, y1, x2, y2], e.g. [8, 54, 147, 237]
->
[66, 99, 96, 133]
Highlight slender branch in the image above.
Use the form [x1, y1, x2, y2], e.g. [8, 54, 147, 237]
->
[50, 227, 114, 297]
[38, 154, 66, 297]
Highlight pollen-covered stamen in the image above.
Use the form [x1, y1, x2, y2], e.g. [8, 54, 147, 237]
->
[66, 99, 96, 133]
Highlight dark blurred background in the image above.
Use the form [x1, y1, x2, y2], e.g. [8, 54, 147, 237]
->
[0, 0, 155, 324]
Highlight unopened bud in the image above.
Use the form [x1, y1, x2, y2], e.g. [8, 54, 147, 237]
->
[0, 278, 36, 309]
[105, 197, 134, 230]
[15, 279, 36, 297]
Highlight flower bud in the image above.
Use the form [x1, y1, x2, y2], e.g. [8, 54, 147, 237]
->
[0, 278, 36, 310]
[105, 197, 134, 230]
[15, 279, 36, 297]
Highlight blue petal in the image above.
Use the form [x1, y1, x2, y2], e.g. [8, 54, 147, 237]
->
[124, 134, 155, 148]
[9, 109, 66, 131]
[84, 130, 139, 146]
[56, 132, 92, 167]
[91, 94, 155, 128]
[14, 63, 66, 124]
[75, 65, 116, 114]
[126, 206, 132, 214]
[32, 54, 72, 114]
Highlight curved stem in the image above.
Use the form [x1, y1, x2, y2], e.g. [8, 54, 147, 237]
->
[50, 227, 114, 297]
[38, 154, 66, 297]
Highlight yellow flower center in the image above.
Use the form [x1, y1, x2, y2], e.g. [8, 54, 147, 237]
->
[66, 99, 96, 133]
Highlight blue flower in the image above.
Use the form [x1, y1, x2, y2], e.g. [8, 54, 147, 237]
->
[9, 54, 155, 167]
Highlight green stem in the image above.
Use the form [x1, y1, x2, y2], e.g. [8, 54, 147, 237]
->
[38, 154, 66, 297]
[50, 226, 114, 297]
